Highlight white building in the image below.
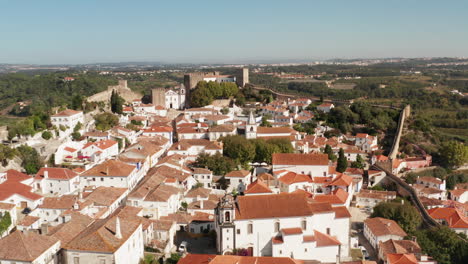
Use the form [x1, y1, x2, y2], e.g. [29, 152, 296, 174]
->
[51, 109, 84, 135]
[80, 160, 139, 190]
[193, 168, 214, 188]
[316, 103, 334, 113]
[364, 217, 407, 249]
[224, 170, 252, 193]
[272, 153, 330, 177]
[63, 215, 144, 264]
[35, 167, 80, 195]
[0, 170, 44, 210]
[215, 193, 350, 262]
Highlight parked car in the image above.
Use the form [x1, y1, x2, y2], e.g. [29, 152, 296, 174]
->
[178, 241, 188, 253]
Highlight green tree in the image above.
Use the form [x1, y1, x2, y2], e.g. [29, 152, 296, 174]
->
[41, 131, 52, 140]
[16, 145, 42, 174]
[440, 141, 468, 168]
[110, 90, 124, 114]
[351, 154, 365, 169]
[323, 144, 337, 162]
[0, 145, 17, 166]
[260, 116, 272, 127]
[221, 135, 256, 165]
[193, 153, 235, 175]
[336, 148, 347, 173]
[0, 212, 12, 236]
[94, 112, 119, 131]
[190, 81, 213, 107]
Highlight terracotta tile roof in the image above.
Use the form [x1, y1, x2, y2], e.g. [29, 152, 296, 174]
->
[5, 169, 31, 182]
[36, 167, 78, 180]
[327, 174, 353, 187]
[81, 160, 136, 177]
[64, 146, 77, 152]
[169, 139, 222, 151]
[291, 189, 314, 198]
[206, 255, 304, 264]
[64, 214, 142, 253]
[364, 217, 407, 237]
[185, 188, 211, 198]
[52, 109, 82, 117]
[84, 131, 109, 137]
[208, 124, 236, 132]
[427, 207, 468, 228]
[0, 230, 59, 262]
[245, 180, 272, 194]
[379, 239, 421, 258]
[278, 172, 312, 185]
[143, 125, 173, 133]
[235, 193, 332, 220]
[152, 219, 174, 231]
[144, 184, 179, 202]
[17, 215, 40, 226]
[39, 195, 77, 209]
[272, 236, 284, 244]
[345, 167, 364, 175]
[450, 188, 467, 197]
[0, 202, 15, 210]
[0, 181, 43, 201]
[313, 188, 349, 204]
[48, 212, 94, 245]
[257, 127, 294, 134]
[178, 254, 216, 264]
[191, 212, 215, 222]
[257, 173, 275, 181]
[313, 229, 341, 247]
[272, 153, 328, 166]
[386, 253, 418, 264]
[318, 103, 333, 107]
[332, 206, 351, 218]
[418, 176, 443, 185]
[85, 187, 127, 207]
[225, 169, 250, 178]
[281, 227, 302, 235]
[193, 168, 212, 174]
[160, 212, 192, 224]
[83, 139, 118, 150]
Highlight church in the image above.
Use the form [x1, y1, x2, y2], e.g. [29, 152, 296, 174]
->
[151, 85, 187, 110]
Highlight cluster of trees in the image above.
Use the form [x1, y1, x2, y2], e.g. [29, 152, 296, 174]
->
[190, 81, 239, 107]
[193, 136, 294, 175]
[325, 103, 399, 134]
[94, 113, 119, 131]
[16, 145, 42, 174]
[0, 72, 117, 112]
[371, 200, 468, 264]
[440, 141, 468, 168]
[371, 201, 422, 234]
[0, 145, 16, 166]
[221, 135, 294, 165]
[293, 121, 316, 135]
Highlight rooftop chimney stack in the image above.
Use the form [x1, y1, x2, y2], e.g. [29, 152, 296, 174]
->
[44, 170, 48, 178]
[115, 217, 122, 239]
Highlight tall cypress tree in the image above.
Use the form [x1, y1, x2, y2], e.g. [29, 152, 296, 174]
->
[337, 148, 347, 173]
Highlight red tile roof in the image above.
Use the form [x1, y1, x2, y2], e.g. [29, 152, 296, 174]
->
[278, 172, 313, 185]
[364, 217, 407, 237]
[281, 227, 303, 235]
[225, 170, 250, 178]
[427, 207, 468, 228]
[313, 229, 341, 247]
[272, 153, 329, 166]
[52, 109, 82, 117]
[36, 167, 78, 180]
[0, 230, 59, 262]
[245, 180, 272, 194]
[386, 253, 418, 264]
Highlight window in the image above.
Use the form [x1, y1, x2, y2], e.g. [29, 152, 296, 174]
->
[225, 211, 231, 222]
[305, 248, 308, 252]
[101, 178, 104, 181]
[248, 223, 253, 234]
[326, 228, 331, 235]
[301, 219, 307, 230]
[237, 229, 240, 235]
[274, 221, 280, 232]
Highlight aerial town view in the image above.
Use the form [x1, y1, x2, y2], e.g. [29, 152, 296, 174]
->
[0, 1, 467, 264]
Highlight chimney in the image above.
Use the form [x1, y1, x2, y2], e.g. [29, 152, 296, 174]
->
[78, 191, 83, 200]
[200, 199, 204, 209]
[336, 254, 340, 264]
[411, 236, 417, 242]
[115, 217, 122, 239]
[40, 223, 49, 235]
[387, 222, 391, 227]
[44, 170, 48, 178]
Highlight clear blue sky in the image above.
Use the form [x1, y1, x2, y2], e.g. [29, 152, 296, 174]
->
[1, 0, 467, 64]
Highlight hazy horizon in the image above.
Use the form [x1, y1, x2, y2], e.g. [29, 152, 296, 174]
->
[1, 0, 468, 64]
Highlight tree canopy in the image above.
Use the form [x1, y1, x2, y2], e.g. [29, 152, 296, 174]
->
[94, 112, 119, 131]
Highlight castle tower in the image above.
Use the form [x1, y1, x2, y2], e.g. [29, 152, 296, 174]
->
[236, 67, 249, 87]
[152, 88, 166, 107]
[246, 111, 257, 139]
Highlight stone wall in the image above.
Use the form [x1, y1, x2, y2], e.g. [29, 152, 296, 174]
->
[388, 105, 411, 159]
[87, 80, 142, 103]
